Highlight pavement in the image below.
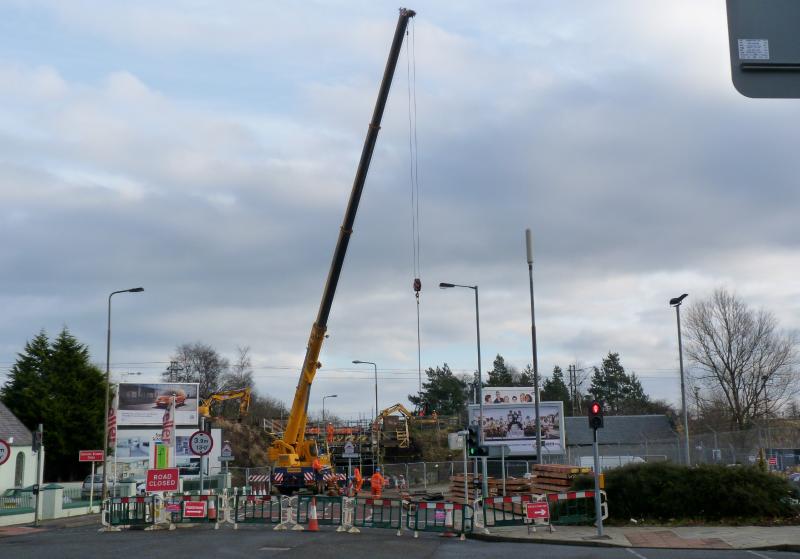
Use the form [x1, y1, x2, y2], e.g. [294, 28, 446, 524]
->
[470, 523, 800, 551]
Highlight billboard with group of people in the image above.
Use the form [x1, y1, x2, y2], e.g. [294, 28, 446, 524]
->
[469, 387, 565, 456]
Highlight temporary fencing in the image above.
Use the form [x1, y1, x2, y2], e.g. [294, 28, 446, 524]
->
[406, 501, 472, 539]
[163, 493, 224, 529]
[103, 496, 157, 530]
[547, 490, 608, 525]
[230, 490, 281, 527]
[296, 495, 343, 526]
[352, 497, 404, 535]
[482, 494, 539, 527]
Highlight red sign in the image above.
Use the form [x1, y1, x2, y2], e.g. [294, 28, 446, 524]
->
[0, 439, 10, 466]
[189, 431, 213, 456]
[768, 457, 778, 465]
[525, 502, 550, 521]
[183, 500, 207, 518]
[79, 450, 104, 462]
[146, 468, 179, 492]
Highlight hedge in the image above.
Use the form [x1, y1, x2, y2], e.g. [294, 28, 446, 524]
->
[572, 462, 799, 522]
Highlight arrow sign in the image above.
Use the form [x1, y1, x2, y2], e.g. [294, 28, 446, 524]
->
[525, 502, 550, 521]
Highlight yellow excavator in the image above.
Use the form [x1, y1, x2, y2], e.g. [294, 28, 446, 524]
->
[266, 8, 416, 493]
[198, 388, 252, 419]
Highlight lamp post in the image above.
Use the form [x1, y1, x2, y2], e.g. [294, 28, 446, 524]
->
[322, 394, 338, 424]
[352, 360, 379, 465]
[352, 360, 378, 421]
[439, 281, 488, 498]
[525, 229, 543, 462]
[669, 293, 690, 466]
[102, 287, 144, 504]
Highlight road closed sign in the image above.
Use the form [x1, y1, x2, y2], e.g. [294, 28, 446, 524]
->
[0, 439, 10, 466]
[146, 468, 179, 492]
[525, 502, 550, 521]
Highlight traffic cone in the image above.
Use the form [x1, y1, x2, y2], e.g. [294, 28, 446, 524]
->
[208, 495, 217, 521]
[308, 497, 319, 532]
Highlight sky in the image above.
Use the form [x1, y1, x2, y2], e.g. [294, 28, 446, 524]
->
[1, 1, 799, 420]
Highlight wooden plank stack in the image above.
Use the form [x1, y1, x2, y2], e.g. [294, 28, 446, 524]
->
[531, 464, 591, 493]
[448, 473, 493, 501]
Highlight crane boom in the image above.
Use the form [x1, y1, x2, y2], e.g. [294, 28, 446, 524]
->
[269, 8, 416, 470]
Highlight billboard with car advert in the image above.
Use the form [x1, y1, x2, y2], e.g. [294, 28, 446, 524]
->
[468, 399, 565, 456]
[117, 383, 199, 426]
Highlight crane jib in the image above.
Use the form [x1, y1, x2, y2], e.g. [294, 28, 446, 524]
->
[275, 8, 416, 458]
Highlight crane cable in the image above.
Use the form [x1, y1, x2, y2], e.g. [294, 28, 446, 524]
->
[406, 21, 423, 396]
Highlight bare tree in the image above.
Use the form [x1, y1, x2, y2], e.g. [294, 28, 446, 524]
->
[684, 288, 798, 430]
[221, 346, 255, 391]
[165, 342, 229, 399]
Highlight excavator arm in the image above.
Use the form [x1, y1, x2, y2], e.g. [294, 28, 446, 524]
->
[199, 388, 252, 419]
[267, 8, 416, 469]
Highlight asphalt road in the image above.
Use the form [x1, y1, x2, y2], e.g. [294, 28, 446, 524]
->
[2, 524, 799, 559]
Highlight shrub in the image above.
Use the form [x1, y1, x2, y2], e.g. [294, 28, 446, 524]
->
[571, 462, 798, 522]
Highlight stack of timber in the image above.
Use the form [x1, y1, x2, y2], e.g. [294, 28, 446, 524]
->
[448, 473, 495, 501]
[532, 464, 591, 493]
[492, 476, 536, 495]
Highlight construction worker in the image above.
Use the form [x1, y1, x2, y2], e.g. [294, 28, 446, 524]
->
[354, 467, 364, 497]
[326, 422, 334, 446]
[312, 457, 325, 494]
[370, 467, 385, 498]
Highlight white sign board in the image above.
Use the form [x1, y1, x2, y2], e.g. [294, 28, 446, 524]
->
[189, 431, 213, 456]
[468, 400, 565, 456]
[117, 383, 199, 426]
[0, 439, 10, 466]
[342, 441, 359, 459]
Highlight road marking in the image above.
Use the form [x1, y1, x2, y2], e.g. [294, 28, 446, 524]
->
[626, 548, 648, 559]
[747, 551, 772, 559]
[259, 547, 290, 552]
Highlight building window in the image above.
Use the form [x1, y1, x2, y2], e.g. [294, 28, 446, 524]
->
[14, 452, 25, 486]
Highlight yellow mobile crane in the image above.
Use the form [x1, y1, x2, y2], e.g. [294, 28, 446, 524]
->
[267, 8, 416, 493]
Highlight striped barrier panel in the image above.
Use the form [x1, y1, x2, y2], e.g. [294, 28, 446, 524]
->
[164, 493, 223, 529]
[231, 490, 281, 528]
[352, 497, 404, 535]
[249, 474, 270, 495]
[546, 490, 608, 525]
[104, 496, 156, 530]
[406, 501, 472, 539]
[482, 494, 542, 527]
[296, 495, 343, 527]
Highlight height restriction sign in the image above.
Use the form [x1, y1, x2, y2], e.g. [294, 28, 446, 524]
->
[189, 431, 213, 456]
[0, 439, 10, 466]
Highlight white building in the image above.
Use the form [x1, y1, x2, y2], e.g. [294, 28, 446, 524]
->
[0, 402, 37, 491]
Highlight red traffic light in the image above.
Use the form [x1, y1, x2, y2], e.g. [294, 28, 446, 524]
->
[591, 402, 600, 414]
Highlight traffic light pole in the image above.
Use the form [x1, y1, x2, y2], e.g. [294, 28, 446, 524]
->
[592, 428, 603, 537]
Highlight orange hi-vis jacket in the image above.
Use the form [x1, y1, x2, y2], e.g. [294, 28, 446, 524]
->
[312, 458, 322, 472]
[354, 468, 364, 492]
[370, 472, 384, 490]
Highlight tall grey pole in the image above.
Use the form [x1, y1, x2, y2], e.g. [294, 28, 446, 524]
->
[675, 304, 690, 466]
[592, 428, 603, 537]
[33, 423, 43, 527]
[526, 229, 543, 462]
[474, 286, 488, 499]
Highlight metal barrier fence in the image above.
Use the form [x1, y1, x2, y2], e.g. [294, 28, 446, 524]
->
[163, 493, 223, 527]
[547, 490, 607, 525]
[106, 496, 156, 529]
[296, 495, 343, 526]
[352, 497, 404, 533]
[231, 492, 281, 526]
[0, 492, 34, 516]
[406, 501, 472, 538]
[482, 494, 542, 527]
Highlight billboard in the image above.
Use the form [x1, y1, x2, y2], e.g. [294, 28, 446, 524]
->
[115, 427, 222, 472]
[468, 401, 565, 456]
[117, 383, 199, 426]
[481, 387, 538, 406]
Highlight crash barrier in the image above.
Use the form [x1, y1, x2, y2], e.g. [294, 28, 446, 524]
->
[163, 492, 223, 529]
[230, 490, 281, 527]
[547, 490, 608, 525]
[296, 495, 343, 526]
[351, 497, 404, 535]
[103, 496, 157, 530]
[406, 501, 473, 539]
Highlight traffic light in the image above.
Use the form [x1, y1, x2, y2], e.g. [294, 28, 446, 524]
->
[466, 425, 489, 457]
[588, 400, 604, 430]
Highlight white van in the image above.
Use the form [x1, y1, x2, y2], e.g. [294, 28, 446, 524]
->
[579, 455, 645, 472]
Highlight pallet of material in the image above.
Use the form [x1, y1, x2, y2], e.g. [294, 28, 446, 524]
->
[533, 464, 591, 475]
[533, 476, 571, 487]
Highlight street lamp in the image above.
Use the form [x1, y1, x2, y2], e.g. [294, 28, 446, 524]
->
[102, 287, 144, 504]
[322, 394, 338, 424]
[439, 281, 488, 498]
[525, 229, 543, 462]
[669, 293, 690, 466]
[351, 360, 378, 421]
